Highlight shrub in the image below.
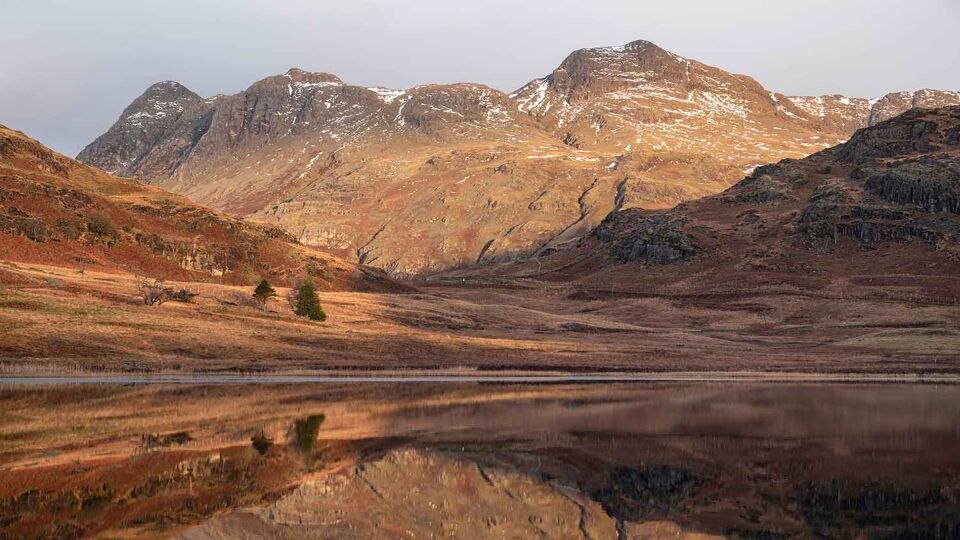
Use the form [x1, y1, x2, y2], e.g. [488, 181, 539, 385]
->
[252, 279, 277, 306]
[251, 431, 273, 455]
[139, 431, 193, 451]
[306, 262, 334, 282]
[136, 276, 169, 305]
[294, 280, 326, 321]
[17, 218, 47, 243]
[86, 213, 116, 236]
[162, 431, 193, 445]
[56, 218, 81, 241]
[167, 288, 199, 303]
[316, 267, 334, 282]
[293, 414, 325, 453]
[135, 276, 196, 305]
[222, 291, 262, 309]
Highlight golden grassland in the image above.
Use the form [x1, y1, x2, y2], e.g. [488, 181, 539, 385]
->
[1, 259, 959, 377]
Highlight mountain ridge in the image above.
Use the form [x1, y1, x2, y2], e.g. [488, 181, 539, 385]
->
[76, 40, 960, 275]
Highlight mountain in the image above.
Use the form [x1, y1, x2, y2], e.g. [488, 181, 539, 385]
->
[0, 123, 404, 292]
[512, 40, 960, 155]
[76, 81, 206, 176]
[460, 105, 960, 302]
[785, 88, 960, 134]
[77, 41, 960, 275]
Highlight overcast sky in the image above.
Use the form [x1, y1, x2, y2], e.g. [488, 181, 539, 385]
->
[2, 0, 958, 156]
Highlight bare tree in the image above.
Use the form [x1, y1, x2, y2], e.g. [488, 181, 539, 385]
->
[136, 275, 171, 305]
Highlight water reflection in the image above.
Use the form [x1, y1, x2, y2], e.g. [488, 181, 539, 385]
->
[1, 382, 958, 538]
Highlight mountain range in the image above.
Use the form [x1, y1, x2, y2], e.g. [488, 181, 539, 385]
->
[1, 75, 958, 374]
[77, 39, 960, 275]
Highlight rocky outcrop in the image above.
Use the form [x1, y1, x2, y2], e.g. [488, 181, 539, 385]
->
[863, 160, 960, 214]
[594, 211, 697, 264]
[574, 106, 960, 272]
[834, 108, 946, 163]
[764, 109, 960, 250]
[722, 162, 804, 204]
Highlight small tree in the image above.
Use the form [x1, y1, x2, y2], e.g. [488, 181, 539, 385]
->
[136, 276, 170, 305]
[293, 414, 325, 453]
[294, 280, 326, 321]
[252, 279, 277, 307]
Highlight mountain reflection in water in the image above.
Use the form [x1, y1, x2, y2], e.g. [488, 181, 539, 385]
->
[1, 382, 958, 538]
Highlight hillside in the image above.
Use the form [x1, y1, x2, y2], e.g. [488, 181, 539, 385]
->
[456, 106, 960, 299]
[0, 123, 402, 292]
[430, 106, 960, 370]
[77, 40, 960, 275]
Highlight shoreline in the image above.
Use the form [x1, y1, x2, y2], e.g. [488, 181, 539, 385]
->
[2, 370, 960, 384]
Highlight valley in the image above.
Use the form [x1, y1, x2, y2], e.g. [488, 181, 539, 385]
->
[3, 104, 960, 377]
[2, 256, 957, 376]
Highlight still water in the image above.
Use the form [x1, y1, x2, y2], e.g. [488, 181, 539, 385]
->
[1, 382, 958, 538]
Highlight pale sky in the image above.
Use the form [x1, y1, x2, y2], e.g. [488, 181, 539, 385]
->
[2, 0, 958, 156]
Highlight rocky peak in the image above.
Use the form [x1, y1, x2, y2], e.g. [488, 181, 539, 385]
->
[75, 80, 202, 174]
[540, 39, 687, 98]
[120, 80, 201, 125]
[142, 80, 197, 98]
[246, 69, 344, 95]
[869, 89, 960, 126]
[511, 39, 815, 157]
[285, 68, 343, 84]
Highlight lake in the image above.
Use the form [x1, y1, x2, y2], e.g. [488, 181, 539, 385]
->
[1, 381, 959, 538]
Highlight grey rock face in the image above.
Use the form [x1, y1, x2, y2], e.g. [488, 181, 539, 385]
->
[722, 163, 803, 204]
[789, 108, 960, 251]
[834, 108, 947, 164]
[594, 211, 697, 264]
[864, 160, 960, 214]
[76, 81, 202, 175]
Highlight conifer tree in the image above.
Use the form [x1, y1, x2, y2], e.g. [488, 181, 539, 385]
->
[294, 280, 326, 321]
[252, 279, 277, 306]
